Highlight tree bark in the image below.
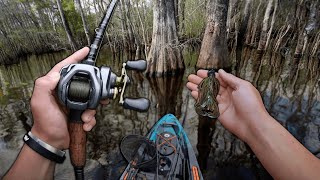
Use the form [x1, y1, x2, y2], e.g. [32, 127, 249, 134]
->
[56, 0, 77, 51]
[146, 0, 184, 76]
[178, 0, 185, 35]
[174, 0, 179, 32]
[120, 0, 136, 59]
[197, 0, 231, 70]
[257, 0, 274, 51]
[74, 0, 91, 46]
[134, 1, 148, 58]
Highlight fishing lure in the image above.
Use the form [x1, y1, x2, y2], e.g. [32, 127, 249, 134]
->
[195, 69, 220, 119]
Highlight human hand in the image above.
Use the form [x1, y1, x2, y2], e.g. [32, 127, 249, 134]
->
[187, 69, 269, 142]
[30, 47, 97, 150]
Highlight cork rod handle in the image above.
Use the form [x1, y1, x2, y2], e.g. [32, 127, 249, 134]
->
[68, 109, 86, 180]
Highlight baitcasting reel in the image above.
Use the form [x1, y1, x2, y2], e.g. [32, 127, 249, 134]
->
[55, 0, 149, 179]
[57, 60, 150, 112]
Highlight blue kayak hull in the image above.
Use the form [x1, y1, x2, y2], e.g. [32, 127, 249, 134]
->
[120, 114, 203, 180]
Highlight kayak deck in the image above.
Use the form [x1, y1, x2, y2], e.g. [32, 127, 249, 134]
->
[120, 114, 203, 180]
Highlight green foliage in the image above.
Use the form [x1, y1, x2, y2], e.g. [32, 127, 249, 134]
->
[183, 0, 206, 38]
[62, 0, 83, 35]
[183, 49, 199, 67]
[34, 0, 51, 9]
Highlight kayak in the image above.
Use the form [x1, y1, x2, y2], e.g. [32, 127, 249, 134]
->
[119, 114, 203, 180]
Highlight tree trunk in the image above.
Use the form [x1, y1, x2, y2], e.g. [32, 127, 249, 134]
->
[22, 0, 41, 29]
[197, 0, 231, 70]
[257, 0, 275, 51]
[178, 0, 185, 35]
[74, 0, 91, 46]
[56, 0, 77, 51]
[174, 0, 179, 32]
[120, 0, 136, 59]
[146, 0, 184, 76]
[134, 1, 148, 58]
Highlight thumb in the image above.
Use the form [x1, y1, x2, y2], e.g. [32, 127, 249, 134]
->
[34, 72, 61, 93]
[218, 69, 241, 90]
[46, 72, 61, 91]
[32, 72, 61, 106]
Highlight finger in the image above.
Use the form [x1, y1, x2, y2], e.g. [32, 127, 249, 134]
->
[215, 73, 228, 88]
[216, 94, 222, 103]
[191, 91, 198, 99]
[31, 76, 61, 114]
[218, 69, 241, 90]
[83, 116, 96, 131]
[186, 82, 198, 92]
[216, 94, 231, 115]
[218, 86, 227, 96]
[81, 109, 96, 123]
[32, 72, 61, 97]
[188, 74, 203, 85]
[196, 69, 208, 78]
[47, 47, 90, 76]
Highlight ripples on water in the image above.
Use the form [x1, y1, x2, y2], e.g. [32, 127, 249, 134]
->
[0, 48, 319, 179]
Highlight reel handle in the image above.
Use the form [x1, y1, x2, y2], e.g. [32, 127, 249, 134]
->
[125, 60, 147, 71]
[68, 109, 86, 180]
[123, 98, 150, 112]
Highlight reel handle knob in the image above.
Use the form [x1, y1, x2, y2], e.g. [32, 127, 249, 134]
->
[123, 98, 150, 112]
[125, 60, 147, 71]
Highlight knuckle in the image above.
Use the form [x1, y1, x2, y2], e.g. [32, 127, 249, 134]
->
[34, 75, 55, 87]
[91, 119, 96, 126]
[243, 80, 252, 87]
[34, 76, 48, 87]
[30, 96, 39, 110]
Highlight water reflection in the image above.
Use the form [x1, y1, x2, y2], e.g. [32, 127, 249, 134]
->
[0, 47, 319, 179]
[147, 73, 184, 119]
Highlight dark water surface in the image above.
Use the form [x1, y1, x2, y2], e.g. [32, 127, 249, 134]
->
[0, 48, 319, 179]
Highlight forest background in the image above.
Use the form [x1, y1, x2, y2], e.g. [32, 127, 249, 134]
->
[0, 0, 319, 179]
[0, 0, 319, 76]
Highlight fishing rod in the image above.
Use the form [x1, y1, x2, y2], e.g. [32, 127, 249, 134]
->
[57, 0, 150, 179]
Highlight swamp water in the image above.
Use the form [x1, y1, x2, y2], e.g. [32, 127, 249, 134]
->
[0, 48, 319, 179]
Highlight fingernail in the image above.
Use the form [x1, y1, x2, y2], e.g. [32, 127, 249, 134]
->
[85, 115, 93, 122]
